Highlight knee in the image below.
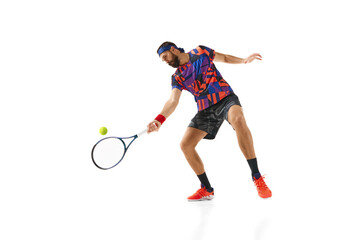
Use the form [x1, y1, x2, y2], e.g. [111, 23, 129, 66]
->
[229, 113, 247, 129]
[180, 139, 196, 152]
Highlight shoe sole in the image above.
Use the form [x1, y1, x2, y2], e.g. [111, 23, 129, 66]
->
[260, 195, 272, 199]
[187, 195, 214, 201]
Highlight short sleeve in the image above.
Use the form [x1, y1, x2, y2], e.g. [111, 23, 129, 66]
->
[171, 75, 185, 91]
[198, 45, 215, 62]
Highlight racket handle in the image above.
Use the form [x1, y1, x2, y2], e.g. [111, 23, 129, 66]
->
[137, 128, 148, 138]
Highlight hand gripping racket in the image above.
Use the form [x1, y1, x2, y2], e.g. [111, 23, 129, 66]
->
[91, 128, 147, 170]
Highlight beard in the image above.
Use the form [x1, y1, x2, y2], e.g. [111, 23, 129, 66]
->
[168, 53, 180, 68]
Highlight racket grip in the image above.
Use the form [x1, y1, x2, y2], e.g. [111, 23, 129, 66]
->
[137, 128, 148, 138]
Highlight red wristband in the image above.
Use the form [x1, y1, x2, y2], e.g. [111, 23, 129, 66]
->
[155, 114, 166, 124]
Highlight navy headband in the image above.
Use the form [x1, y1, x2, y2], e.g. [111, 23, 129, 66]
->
[157, 45, 185, 56]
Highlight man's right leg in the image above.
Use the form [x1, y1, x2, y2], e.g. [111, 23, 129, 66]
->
[180, 127, 214, 201]
[180, 127, 208, 175]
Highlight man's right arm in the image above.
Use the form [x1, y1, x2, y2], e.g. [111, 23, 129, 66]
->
[147, 88, 182, 133]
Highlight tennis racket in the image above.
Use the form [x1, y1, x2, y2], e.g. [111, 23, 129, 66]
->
[91, 128, 148, 170]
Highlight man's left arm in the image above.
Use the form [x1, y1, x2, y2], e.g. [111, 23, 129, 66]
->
[214, 51, 262, 64]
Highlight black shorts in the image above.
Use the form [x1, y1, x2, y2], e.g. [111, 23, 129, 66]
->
[188, 93, 242, 140]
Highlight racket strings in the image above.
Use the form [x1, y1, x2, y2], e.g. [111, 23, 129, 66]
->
[92, 138, 126, 169]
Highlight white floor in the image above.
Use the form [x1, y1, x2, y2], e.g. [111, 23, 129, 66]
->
[1, 129, 359, 240]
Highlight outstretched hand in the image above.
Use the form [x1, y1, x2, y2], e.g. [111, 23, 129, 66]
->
[244, 53, 262, 64]
[147, 120, 161, 134]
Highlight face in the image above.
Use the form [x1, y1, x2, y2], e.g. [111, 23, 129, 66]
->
[160, 50, 180, 68]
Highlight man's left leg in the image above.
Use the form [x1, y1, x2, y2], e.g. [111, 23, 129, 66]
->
[227, 105, 256, 160]
[227, 105, 272, 198]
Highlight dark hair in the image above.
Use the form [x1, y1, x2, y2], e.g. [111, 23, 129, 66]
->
[157, 41, 177, 54]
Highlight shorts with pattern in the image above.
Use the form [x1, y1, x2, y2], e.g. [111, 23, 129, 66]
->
[188, 93, 242, 140]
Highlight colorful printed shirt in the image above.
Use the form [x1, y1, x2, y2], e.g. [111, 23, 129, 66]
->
[171, 45, 234, 111]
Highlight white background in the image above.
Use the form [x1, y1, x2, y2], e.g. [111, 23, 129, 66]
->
[1, 0, 359, 239]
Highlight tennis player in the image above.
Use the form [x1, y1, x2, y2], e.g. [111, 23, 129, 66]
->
[147, 42, 272, 200]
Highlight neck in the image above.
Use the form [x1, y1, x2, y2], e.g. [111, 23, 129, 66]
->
[178, 53, 190, 66]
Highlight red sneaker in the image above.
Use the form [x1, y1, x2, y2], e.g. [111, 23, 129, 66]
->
[187, 184, 214, 201]
[253, 174, 272, 199]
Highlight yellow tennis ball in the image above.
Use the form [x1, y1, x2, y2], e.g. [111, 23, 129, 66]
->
[99, 127, 108, 135]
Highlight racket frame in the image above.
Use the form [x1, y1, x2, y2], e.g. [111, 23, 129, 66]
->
[91, 130, 146, 170]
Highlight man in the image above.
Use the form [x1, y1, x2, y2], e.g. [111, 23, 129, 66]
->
[147, 42, 272, 200]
